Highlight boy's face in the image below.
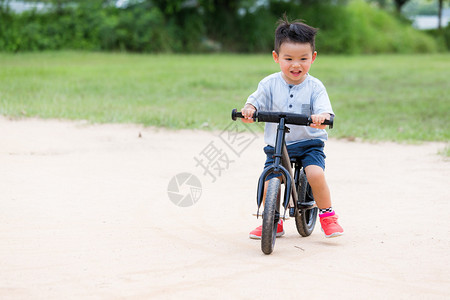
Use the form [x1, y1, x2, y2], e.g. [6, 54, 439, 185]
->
[272, 42, 317, 85]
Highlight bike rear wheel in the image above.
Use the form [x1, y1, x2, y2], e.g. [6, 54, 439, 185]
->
[261, 177, 281, 255]
[295, 170, 318, 237]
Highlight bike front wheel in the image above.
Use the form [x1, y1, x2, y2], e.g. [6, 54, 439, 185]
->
[261, 177, 281, 255]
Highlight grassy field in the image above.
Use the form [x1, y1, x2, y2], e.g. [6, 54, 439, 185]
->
[0, 51, 449, 143]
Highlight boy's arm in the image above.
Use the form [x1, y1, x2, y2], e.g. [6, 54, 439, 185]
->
[310, 113, 331, 129]
[243, 78, 270, 123]
[310, 83, 333, 129]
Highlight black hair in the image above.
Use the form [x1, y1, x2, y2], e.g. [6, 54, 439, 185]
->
[274, 15, 318, 54]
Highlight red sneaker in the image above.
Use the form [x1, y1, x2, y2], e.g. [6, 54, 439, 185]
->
[249, 219, 285, 239]
[320, 212, 344, 238]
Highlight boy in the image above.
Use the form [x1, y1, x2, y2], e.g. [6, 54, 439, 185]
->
[241, 17, 344, 239]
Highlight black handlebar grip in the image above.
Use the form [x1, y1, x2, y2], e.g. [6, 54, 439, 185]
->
[321, 115, 334, 129]
[231, 108, 242, 121]
[307, 116, 334, 129]
[231, 108, 256, 121]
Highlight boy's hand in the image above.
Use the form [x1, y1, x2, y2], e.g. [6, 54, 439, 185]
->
[310, 113, 331, 129]
[241, 104, 256, 123]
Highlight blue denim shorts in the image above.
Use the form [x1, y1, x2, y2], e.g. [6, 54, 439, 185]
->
[263, 139, 326, 180]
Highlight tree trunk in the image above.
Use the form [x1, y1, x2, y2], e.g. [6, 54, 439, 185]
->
[394, 0, 409, 14]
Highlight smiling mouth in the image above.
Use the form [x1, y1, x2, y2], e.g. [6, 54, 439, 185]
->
[291, 70, 301, 76]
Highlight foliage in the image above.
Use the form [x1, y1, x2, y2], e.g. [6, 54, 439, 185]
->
[0, 0, 445, 53]
[427, 24, 450, 50]
[270, 0, 441, 53]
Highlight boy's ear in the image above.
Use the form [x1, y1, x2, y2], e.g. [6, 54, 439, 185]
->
[312, 51, 317, 63]
[272, 50, 279, 63]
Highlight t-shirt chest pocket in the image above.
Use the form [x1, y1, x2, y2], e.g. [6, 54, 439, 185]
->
[301, 104, 311, 116]
[289, 86, 312, 116]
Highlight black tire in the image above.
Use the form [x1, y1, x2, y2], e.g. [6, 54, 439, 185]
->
[261, 177, 281, 255]
[295, 170, 318, 237]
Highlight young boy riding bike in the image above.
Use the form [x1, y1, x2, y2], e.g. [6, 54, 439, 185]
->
[241, 16, 344, 239]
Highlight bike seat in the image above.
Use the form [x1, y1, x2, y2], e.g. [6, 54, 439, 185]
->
[290, 156, 303, 168]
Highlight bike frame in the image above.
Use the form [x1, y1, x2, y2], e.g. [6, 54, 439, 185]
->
[231, 108, 333, 220]
[256, 117, 298, 219]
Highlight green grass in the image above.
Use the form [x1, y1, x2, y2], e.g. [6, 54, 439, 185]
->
[0, 51, 449, 143]
[439, 145, 450, 158]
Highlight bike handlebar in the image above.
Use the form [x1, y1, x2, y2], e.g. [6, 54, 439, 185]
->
[231, 109, 334, 129]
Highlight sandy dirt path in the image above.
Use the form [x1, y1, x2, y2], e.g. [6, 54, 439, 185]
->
[1, 117, 449, 299]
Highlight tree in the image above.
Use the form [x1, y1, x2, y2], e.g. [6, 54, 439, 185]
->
[17, 0, 116, 14]
[437, 0, 447, 30]
[201, 0, 242, 49]
[394, 0, 411, 13]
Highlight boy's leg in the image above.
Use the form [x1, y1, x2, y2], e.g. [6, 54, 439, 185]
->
[304, 165, 331, 209]
[305, 165, 343, 238]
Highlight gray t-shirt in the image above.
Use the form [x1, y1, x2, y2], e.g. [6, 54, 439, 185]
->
[246, 72, 334, 147]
